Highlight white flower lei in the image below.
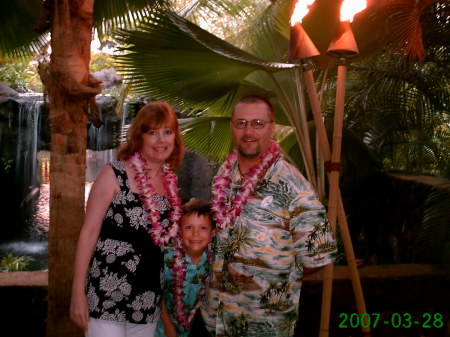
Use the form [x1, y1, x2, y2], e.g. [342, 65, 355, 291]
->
[211, 141, 280, 230]
[129, 152, 182, 247]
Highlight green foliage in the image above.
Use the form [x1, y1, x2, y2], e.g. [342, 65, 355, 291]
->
[333, 50, 450, 178]
[0, 157, 14, 174]
[90, 52, 116, 72]
[0, 59, 42, 92]
[0, 61, 29, 92]
[334, 2, 450, 179]
[0, 252, 32, 272]
[416, 186, 450, 266]
[0, 0, 46, 58]
[23, 61, 43, 92]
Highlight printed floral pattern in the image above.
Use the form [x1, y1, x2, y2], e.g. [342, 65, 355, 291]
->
[155, 247, 210, 337]
[201, 157, 337, 336]
[86, 161, 166, 324]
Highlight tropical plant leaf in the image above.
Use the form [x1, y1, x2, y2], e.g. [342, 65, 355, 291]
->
[0, 0, 47, 58]
[114, 9, 297, 111]
[415, 186, 450, 265]
[94, 0, 166, 40]
[337, 34, 450, 178]
[180, 116, 234, 162]
[279, 128, 305, 172]
[0, 0, 168, 58]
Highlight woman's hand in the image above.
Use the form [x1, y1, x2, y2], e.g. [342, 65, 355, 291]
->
[70, 291, 90, 331]
[70, 165, 118, 331]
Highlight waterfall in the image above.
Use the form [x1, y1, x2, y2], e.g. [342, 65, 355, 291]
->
[0, 95, 122, 270]
[86, 149, 117, 182]
[15, 97, 43, 203]
[0, 96, 48, 270]
[87, 104, 109, 151]
[120, 102, 129, 142]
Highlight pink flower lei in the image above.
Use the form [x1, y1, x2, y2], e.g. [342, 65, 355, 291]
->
[212, 141, 280, 230]
[131, 152, 211, 329]
[129, 152, 182, 247]
[171, 240, 213, 330]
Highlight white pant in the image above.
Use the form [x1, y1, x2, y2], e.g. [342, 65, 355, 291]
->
[86, 318, 157, 337]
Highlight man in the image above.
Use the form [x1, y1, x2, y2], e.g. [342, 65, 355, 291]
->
[201, 94, 337, 337]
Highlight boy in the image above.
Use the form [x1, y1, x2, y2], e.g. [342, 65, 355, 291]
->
[156, 199, 215, 337]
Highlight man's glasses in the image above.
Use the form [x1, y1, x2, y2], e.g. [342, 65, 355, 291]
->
[231, 119, 274, 129]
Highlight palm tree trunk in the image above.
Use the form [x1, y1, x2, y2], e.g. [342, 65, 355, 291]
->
[38, 0, 100, 336]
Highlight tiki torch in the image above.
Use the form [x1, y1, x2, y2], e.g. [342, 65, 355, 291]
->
[289, 0, 320, 61]
[319, 1, 370, 336]
[289, 0, 331, 193]
[288, 0, 320, 189]
[289, 3, 370, 335]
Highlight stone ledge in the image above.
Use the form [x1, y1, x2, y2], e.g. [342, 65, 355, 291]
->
[0, 271, 48, 287]
[0, 264, 447, 287]
[304, 263, 449, 282]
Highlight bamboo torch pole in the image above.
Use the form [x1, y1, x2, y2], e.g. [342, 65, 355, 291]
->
[318, 12, 370, 336]
[289, 1, 370, 336]
[303, 62, 370, 337]
[319, 57, 346, 337]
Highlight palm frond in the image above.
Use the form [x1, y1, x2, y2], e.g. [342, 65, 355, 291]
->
[0, 0, 47, 58]
[384, 0, 442, 60]
[339, 45, 450, 177]
[279, 128, 305, 172]
[94, 0, 166, 39]
[115, 9, 296, 110]
[415, 185, 450, 265]
[180, 116, 234, 162]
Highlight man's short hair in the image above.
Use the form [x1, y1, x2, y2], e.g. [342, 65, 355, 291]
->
[233, 94, 275, 118]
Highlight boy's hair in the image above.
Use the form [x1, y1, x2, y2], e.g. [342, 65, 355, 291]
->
[182, 199, 215, 228]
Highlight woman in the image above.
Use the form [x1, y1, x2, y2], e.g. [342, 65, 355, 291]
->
[70, 102, 185, 337]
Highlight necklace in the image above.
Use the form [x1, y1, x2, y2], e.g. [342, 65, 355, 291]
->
[171, 241, 212, 329]
[211, 141, 280, 230]
[237, 165, 249, 185]
[130, 152, 182, 247]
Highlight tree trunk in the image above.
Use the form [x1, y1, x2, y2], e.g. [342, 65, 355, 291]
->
[39, 0, 100, 336]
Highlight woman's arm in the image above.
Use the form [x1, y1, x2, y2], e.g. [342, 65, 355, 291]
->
[70, 165, 119, 330]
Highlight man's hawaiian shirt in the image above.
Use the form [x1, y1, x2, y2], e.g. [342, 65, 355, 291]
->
[201, 157, 337, 337]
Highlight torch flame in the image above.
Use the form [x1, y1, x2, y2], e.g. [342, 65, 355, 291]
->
[290, 0, 316, 26]
[340, 0, 367, 22]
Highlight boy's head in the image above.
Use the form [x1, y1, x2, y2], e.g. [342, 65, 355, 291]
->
[180, 199, 215, 259]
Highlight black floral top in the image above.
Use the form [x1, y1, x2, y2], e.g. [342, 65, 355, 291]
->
[86, 161, 167, 324]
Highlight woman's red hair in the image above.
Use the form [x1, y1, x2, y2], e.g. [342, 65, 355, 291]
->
[117, 102, 185, 170]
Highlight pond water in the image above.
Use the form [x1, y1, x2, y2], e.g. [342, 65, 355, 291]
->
[0, 149, 112, 271]
[0, 144, 113, 271]
[0, 93, 127, 271]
